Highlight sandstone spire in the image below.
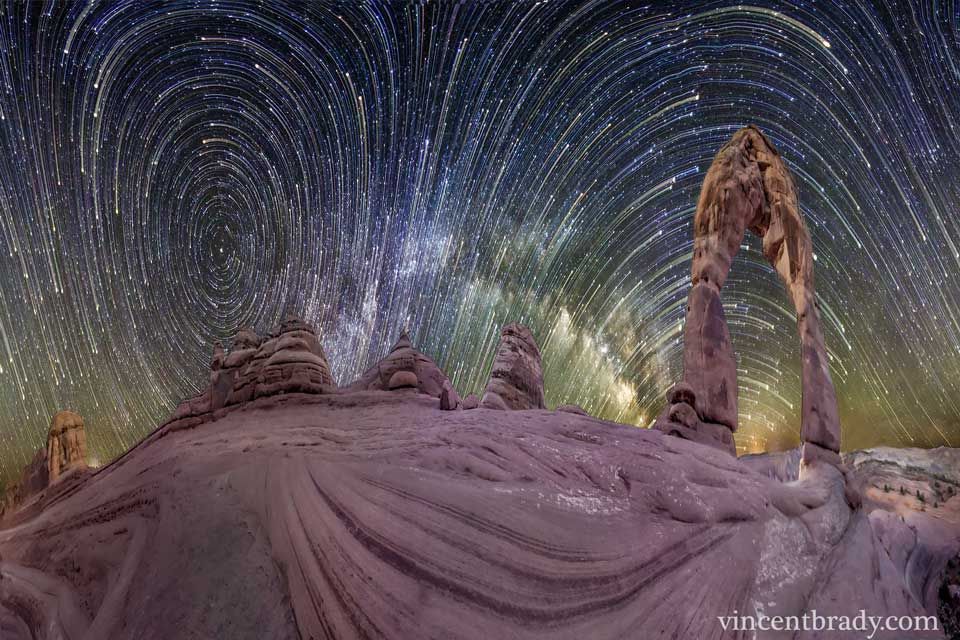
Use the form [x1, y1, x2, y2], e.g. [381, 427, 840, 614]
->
[47, 410, 88, 482]
[480, 323, 546, 410]
[657, 126, 841, 460]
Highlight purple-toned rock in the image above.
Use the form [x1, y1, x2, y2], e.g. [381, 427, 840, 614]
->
[171, 392, 211, 422]
[1, 397, 954, 639]
[0, 448, 47, 517]
[666, 381, 696, 407]
[220, 328, 261, 406]
[655, 413, 737, 456]
[439, 380, 461, 410]
[480, 323, 545, 410]
[667, 401, 698, 429]
[208, 341, 234, 411]
[557, 404, 588, 416]
[682, 282, 738, 430]
[654, 383, 735, 455]
[253, 316, 336, 398]
[164, 319, 335, 427]
[345, 330, 452, 398]
[461, 393, 479, 410]
[387, 370, 419, 390]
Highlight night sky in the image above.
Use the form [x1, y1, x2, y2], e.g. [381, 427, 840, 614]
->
[0, 1, 958, 481]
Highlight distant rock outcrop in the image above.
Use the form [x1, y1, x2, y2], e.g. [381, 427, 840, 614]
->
[253, 316, 336, 398]
[47, 410, 88, 482]
[656, 126, 841, 462]
[1, 410, 88, 519]
[480, 323, 546, 410]
[345, 330, 453, 398]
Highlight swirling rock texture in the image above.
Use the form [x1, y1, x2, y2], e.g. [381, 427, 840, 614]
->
[0, 393, 956, 639]
[655, 126, 841, 463]
[480, 323, 546, 411]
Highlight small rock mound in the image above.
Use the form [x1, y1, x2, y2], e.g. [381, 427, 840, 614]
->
[557, 404, 588, 416]
[345, 330, 453, 398]
[480, 323, 545, 410]
[440, 380, 461, 410]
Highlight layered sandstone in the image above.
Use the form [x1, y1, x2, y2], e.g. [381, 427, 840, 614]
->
[46, 410, 88, 482]
[0, 396, 955, 639]
[345, 330, 454, 398]
[480, 323, 546, 410]
[168, 316, 336, 428]
[1, 410, 89, 518]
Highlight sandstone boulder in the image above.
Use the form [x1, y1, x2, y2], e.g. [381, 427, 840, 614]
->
[1, 411, 90, 519]
[440, 380, 461, 410]
[654, 383, 735, 455]
[171, 393, 211, 422]
[461, 393, 479, 410]
[387, 370, 419, 390]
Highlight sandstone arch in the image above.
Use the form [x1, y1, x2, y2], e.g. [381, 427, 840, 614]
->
[657, 126, 841, 461]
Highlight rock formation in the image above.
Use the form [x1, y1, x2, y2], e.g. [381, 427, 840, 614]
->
[461, 393, 479, 409]
[0, 449, 47, 516]
[656, 382, 737, 456]
[345, 330, 453, 398]
[2, 130, 952, 638]
[556, 404, 588, 416]
[440, 380, 461, 410]
[46, 410, 88, 482]
[252, 316, 336, 398]
[168, 316, 336, 429]
[656, 126, 841, 461]
[480, 323, 546, 410]
[1, 395, 955, 639]
[1, 411, 89, 519]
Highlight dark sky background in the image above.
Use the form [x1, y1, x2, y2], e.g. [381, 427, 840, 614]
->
[0, 1, 958, 482]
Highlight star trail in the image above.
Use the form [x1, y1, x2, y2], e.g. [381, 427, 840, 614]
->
[0, 1, 958, 481]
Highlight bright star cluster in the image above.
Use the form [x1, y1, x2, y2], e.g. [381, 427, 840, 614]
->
[0, 1, 957, 481]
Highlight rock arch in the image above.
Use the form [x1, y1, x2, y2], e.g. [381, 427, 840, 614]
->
[657, 126, 841, 462]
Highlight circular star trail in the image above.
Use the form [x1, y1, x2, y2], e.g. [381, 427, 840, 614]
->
[0, 1, 958, 480]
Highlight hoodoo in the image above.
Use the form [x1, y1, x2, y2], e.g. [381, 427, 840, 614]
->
[345, 329, 454, 398]
[480, 323, 546, 410]
[168, 316, 336, 428]
[46, 410, 88, 482]
[1, 410, 89, 519]
[656, 126, 842, 463]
